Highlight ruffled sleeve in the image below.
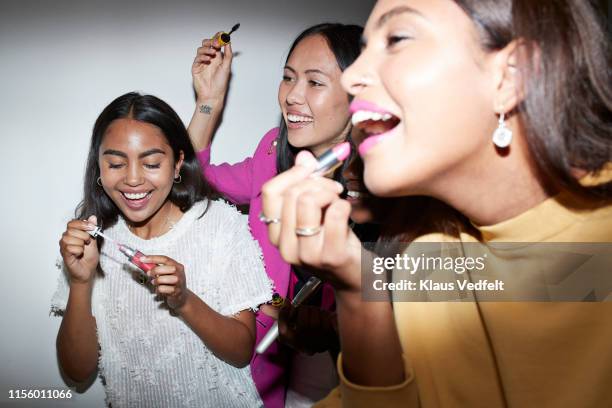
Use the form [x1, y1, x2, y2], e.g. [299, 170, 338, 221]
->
[215, 211, 273, 316]
[50, 258, 70, 316]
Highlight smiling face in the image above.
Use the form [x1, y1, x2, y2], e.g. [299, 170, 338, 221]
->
[278, 34, 352, 157]
[343, 0, 503, 198]
[98, 118, 183, 225]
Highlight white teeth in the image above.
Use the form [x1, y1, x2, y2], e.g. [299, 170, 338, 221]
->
[287, 114, 314, 123]
[347, 190, 367, 198]
[351, 110, 394, 125]
[123, 192, 149, 200]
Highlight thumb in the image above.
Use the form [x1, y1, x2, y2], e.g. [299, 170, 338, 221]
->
[222, 42, 233, 67]
[87, 215, 97, 226]
[295, 150, 317, 170]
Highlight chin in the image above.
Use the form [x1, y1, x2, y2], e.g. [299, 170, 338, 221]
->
[287, 130, 316, 149]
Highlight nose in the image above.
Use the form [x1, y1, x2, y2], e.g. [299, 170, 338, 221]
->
[124, 163, 144, 186]
[285, 81, 305, 105]
[341, 52, 373, 97]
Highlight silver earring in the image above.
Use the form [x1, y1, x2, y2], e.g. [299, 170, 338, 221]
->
[96, 177, 102, 186]
[492, 112, 512, 148]
[173, 174, 182, 184]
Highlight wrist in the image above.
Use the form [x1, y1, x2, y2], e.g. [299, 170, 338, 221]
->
[173, 290, 195, 315]
[69, 273, 95, 287]
[195, 97, 224, 109]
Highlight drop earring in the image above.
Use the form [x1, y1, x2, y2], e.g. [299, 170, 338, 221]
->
[492, 112, 513, 148]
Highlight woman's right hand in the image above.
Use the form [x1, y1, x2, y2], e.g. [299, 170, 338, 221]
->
[59, 215, 100, 284]
[192, 34, 233, 102]
[261, 151, 363, 293]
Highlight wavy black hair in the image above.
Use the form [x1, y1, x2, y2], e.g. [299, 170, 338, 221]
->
[75, 92, 217, 229]
[276, 23, 363, 185]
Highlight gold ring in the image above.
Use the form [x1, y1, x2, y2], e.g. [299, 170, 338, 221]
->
[295, 226, 322, 237]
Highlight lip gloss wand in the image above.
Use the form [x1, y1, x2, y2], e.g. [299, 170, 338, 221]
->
[88, 226, 156, 277]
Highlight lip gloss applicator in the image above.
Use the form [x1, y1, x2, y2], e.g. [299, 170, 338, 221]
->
[88, 226, 156, 276]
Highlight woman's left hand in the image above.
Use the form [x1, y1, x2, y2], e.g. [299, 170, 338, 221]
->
[141, 255, 188, 310]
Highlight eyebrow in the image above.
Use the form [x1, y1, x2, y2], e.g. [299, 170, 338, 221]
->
[376, 5, 428, 29]
[284, 65, 330, 78]
[102, 148, 166, 159]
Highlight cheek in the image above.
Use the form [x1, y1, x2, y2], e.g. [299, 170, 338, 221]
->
[278, 82, 288, 107]
[311, 90, 350, 128]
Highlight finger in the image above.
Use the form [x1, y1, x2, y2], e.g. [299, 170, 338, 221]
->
[67, 219, 97, 233]
[139, 255, 171, 265]
[153, 275, 179, 286]
[150, 264, 177, 277]
[209, 32, 224, 48]
[194, 55, 214, 64]
[66, 228, 93, 243]
[156, 285, 176, 295]
[65, 244, 84, 257]
[279, 179, 343, 264]
[295, 190, 346, 267]
[197, 46, 217, 56]
[321, 199, 353, 268]
[201, 37, 221, 50]
[261, 158, 318, 246]
[61, 234, 87, 248]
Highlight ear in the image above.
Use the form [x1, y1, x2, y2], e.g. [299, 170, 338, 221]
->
[175, 150, 185, 178]
[491, 39, 526, 115]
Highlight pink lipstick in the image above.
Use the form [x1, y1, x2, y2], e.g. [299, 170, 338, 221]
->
[313, 141, 351, 176]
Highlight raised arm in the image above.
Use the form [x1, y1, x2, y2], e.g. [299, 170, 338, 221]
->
[188, 34, 233, 151]
[188, 35, 258, 204]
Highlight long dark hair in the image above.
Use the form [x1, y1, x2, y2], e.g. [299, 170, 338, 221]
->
[454, 0, 612, 198]
[76, 92, 217, 229]
[276, 23, 363, 185]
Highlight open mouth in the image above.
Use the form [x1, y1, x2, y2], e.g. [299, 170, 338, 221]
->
[350, 100, 401, 156]
[120, 190, 153, 210]
[286, 113, 314, 129]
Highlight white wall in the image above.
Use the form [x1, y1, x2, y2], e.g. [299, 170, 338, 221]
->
[0, 0, 373, 406]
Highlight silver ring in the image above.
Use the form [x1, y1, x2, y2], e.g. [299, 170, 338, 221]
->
[259, 212, 281, 225]
[295, 226, 322, 237]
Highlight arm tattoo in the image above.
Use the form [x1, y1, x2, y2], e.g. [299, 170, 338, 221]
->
[199, 104, 213, 114]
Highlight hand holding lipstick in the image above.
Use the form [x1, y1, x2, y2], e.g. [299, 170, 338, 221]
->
[141, 255, 189, 310]
[261, 148, 362, 292]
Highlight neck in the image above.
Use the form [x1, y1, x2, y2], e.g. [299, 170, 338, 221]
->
[433, 136, 554, 226]
[128, 201, 180, 239]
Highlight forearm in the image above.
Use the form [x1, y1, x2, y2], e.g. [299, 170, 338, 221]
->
[177, 290, 255, 368]
[57, 281, 98, 382]
[188, 98, 225, 151]
[335, 289, 405, 386]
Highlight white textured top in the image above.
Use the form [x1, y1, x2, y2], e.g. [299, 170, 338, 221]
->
[51, 199, 272, 407]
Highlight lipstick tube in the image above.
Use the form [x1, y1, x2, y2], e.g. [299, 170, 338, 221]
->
[312, 142, 351, 176]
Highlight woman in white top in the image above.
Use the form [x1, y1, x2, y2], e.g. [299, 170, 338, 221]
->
[51, 92, 272, 407]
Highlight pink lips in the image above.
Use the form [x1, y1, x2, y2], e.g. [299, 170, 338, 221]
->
[350, 99, 398, 156]
[349, 99, 393, 114]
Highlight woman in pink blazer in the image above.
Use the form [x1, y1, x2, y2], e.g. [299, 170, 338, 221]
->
[188, 23, 363, 407]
